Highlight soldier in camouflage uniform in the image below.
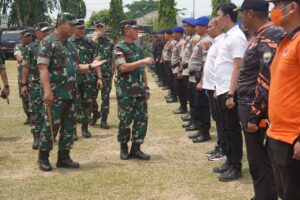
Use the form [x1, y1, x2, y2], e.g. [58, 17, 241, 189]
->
[70, 19, 103, 139]
[14, 30, 32, 125]
[21, 23, 51, 149]
[90, 20, 114, 129]
[113, 20, 154, 160]
[37, 13, 106, 171]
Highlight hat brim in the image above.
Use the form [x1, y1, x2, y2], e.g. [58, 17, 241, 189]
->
[75, 25, 85, 29]
[96, 23, 105, 27]
[23, 33, 32, 37]
[66, 20, 77, 25]
[40, 27, 51, 32]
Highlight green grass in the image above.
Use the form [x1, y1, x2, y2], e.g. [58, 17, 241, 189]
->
[0, 60, 253, 200]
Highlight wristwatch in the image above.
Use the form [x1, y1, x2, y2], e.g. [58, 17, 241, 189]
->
[226, 93, 234, 99]
[4, 85, 9, 88]
[88, 64, 92, 71]
[21, 83, 26, 87]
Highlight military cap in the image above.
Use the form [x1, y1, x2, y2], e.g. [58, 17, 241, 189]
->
[194, 16, 210, 26]
[75, 19, 85, 28]
[95, 20, 105, 27]
[56, 12, 76, 25]
[21, 29, 32, 37]
[35, 22, 51, 32]
[120, 19, 139, 29]
[172, 26, 184, 33]
[235, 0, 269, 11]
[181, 18, 196, 26]
[165, 29, 173, 35]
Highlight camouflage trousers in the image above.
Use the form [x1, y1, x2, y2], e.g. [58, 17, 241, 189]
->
[29, 86, 44, 137]
[39, 99, 76, 151]
[18, 83, 31, 118]
[77, 83, 94, 126]
[117, 96, 148, 144]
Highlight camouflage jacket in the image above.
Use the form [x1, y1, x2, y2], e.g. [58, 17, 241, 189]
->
[70, 37, 96, 85]
[113, 40, 145, 98]
[14, 43, 27, 83]
[23, 40, 41, 88]
[37, 33, 78, 100]
[95, 37, 114, 76]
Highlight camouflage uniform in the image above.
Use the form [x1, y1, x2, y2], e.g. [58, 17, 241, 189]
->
[93, 37, 114, 121]
[23, 40, 45, 139]
[70, 37, 96, 128]
[14, 43, 31, 120]
[113, 41, 148, 144]
[37, 33, 78, 151]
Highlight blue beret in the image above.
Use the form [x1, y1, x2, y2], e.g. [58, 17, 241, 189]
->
[172, 26, 184, 33]
[158, 29, 166, 34]
[194, 16, 210, 26]
[181, 18, 195, 26]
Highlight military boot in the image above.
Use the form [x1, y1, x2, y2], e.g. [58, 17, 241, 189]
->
[130, 143, 150, 160]
[24, 114, 30, 125]
[100, 113, 110, 129]
[32, 135, 40, 150]
[90, 111, 101, 126]
[56, 150, 80, 169]
[81, 123, 92, 138]
[120, 143, 130, 160]
[38, 150, 52, 171]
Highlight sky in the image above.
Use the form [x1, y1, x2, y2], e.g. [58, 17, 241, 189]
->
[84, 0, 244, 19]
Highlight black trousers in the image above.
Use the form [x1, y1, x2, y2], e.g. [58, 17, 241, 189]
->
[239, 104, 277, 200]
[189, 83, 211, 132]
[177, 76, 189, 109]
[155, 61, 165, 86]
[267, 137, 300, 200]
[207, 90, 226, 150]
[217, 93, 242, 170]
[164, 61, 176, 97]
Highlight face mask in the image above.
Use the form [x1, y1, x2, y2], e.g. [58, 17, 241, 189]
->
[271, 4, 291, 26]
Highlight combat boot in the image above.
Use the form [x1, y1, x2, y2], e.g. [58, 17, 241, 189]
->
[130, 143, 150, 160]
[24, 114, 30, 125]
[100, 113, 110, 129]
[90, 111, 101, 126]
[120, 143, 130, 160]
[56, 150, 80, 169]
[32, 135, 40, 150]
[38, 150, 52, 171]
[81, 123, 92, 138]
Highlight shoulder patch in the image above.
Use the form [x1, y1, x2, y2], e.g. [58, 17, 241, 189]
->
[263, 52, 272, 63]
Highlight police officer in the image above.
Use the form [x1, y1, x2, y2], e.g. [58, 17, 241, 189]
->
[70, 19, 103, 139]
[91, 20, 114, 129]
[113, 19, 154, 160]
[21, 22, 51, 149]
[14, 29, 32, 125]
[37, 13, 106, 171]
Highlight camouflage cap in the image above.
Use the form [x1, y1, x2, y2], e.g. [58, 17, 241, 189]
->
[75, 19, 85, 28]
[35, 22, 51, 32]
[120, 19, 139, 30]
[21, 29, 32, 37]
[57, 12, 76, 25]
[95, 20, 105, 27]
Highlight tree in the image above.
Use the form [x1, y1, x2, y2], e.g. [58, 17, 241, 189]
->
[211, 0, 231, 17]
[86, 9, 110, 28]
[125, 0, 159, 19]
[59, 0, 86, 19]
[157, 0, 176, 30]
[108, 0, 126, 40]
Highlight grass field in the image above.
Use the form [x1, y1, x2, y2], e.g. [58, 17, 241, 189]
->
[0, 60, 254, 200]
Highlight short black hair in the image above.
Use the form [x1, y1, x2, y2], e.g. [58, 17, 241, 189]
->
[217, 3, 238, 23]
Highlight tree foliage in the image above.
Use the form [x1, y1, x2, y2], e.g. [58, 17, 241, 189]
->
[211, 0, 231, 17]
[59, 0, 86, 19]
[86, 9, 110, 28]
[108, 0, 126, 40]
[125, 0, 159, 19]
[157, 0, 177, 30]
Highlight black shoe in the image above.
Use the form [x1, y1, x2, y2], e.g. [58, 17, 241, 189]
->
[185, 123, 199, 131]
[32, 136, 39, 150]
[90, 111, 101, 126]
[162, 86, 168, 90]
[182, 121, 192, 128]
[192, 133, 211, 143]
[173, 107, 188, 114]
[251, 196, 256, 200]
[218, 167, 242, 182]
[100, 121, 110, 129]
[81, 128, 92, 138]
[38, 150, 52, 171]
[56, 150, 80, 169]
[206, 145, 219, 157]
[188, 130, 201, 139]
[120, 143, 130, 160]
[157, 82, 164, 87]
[130, 143, 150, 160]
[166, 98, 178, 103]
[24, 118, 30, 125]
[213, 161, 231, 174]
[181, 114, 191, 121]
[208, 149, 226, 161]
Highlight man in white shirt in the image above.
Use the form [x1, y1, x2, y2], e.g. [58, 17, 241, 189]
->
[213, 3, 248, 182]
